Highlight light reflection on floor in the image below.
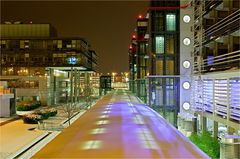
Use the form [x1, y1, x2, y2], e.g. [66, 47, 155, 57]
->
[33, 90, 209, 159]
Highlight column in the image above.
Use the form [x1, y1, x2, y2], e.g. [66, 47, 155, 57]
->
[49, 68, 55, 105]
[213, 121, 218, 139]
[201, 116, 207, 132]
[74, 68, 77, 103]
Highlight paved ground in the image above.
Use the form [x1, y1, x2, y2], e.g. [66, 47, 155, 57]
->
[0, 120, 45, 159]
[33, 89, 209, 159]
[0, 99, 98, 159]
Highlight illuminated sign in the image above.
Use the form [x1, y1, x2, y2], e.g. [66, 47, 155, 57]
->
[67, 57, 77, 65]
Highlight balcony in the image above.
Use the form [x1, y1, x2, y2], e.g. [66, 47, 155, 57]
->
[194, 50, 240, 74]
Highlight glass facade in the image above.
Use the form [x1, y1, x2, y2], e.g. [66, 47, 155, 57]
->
[166, 14, 176, 31]
[155, 36, 164, 54]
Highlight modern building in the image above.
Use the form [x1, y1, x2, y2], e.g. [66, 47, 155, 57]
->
[128, 0, 240, 137]
[135, 14, 149, 103]
[0, 22, 98, 114]
[178, 0, 240, 138]
[128, 35, 137, 93]
[129, 0, 181, 127]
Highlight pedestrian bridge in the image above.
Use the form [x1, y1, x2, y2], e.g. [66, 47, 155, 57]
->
[33, 89, 208, 158]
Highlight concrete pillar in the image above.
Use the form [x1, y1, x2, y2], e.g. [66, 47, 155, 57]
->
[85, 72, 90, 96]
[74, 69, 77, 103]
[193, 117, 198, 133]
[77, 70, 80, 102]
[220, 135, 240, 159]
[49, 68, 55, 105]
[213, 121, 218, 139]
[227, 126, 235, 135]
[70, 67, 73, 107]
[201, 116, 207, 132]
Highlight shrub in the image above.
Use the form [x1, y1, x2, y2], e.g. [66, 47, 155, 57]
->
[46, 108, 57, 116]
[22, 113, 42, 124]
[16, 101, 41, 111]
[22, 107, 58, 124]
[35, 108, 58, 120]
[189, 131, 220, 158]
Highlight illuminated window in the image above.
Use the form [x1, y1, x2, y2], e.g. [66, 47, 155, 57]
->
[72, 40, 76, 48]
[20, 40, 29, 49]
[166, 35, 174, 54]
[166, 14, 176, 31]
[156, 60, 163, 75]
[155, 36, 164, 54]
[57, 40, 62, 49]
[139, 43, 145, 54]
[1, 40, 6, 48]
[166, 60, 174, 75]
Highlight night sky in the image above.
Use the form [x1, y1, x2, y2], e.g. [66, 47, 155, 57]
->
[1, 1, 149, 74]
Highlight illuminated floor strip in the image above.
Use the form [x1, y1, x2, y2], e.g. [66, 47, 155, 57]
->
[82, 140, 103, 150]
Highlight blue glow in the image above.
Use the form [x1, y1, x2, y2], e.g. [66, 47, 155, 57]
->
[67, 57, 77, 65]
[207, 56, 214, 65]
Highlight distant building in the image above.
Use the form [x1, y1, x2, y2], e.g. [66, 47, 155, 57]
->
[0, 22, 97, 108]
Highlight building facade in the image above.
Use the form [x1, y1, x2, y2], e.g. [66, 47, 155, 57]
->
[0, 23, 97, 108]
[183, 0, 240, 137]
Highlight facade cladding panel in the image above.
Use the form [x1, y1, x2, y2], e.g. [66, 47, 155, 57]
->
[0, 24, 57, 37]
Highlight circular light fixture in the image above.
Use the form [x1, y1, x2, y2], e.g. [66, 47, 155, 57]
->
[183, 60, 191, 69]
[183, 81, 190, 89]
[183, 38, 191, 46]
[183, 15, 191, 23]
[183, 102, 190, 110]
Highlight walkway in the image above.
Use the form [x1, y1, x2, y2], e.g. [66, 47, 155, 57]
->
[33, 89, 209, 158]
[0, 120, 46, 159]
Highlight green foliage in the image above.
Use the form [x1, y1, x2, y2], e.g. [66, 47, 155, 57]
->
[189, 131, 220, 159]
[17, 101, 41, 111]
[22, 113, 42, 124]
[22, 108, 57, 124]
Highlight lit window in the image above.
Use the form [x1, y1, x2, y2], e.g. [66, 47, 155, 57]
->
[183, 15, 191, 23]
[183, 61, 191, 69]
[166, 14, 176, 31]
[156, 60, 163, 75]
[155, 36, 164, 54]
[183, 38, 191, 46]
[57, 40, 62, 49]
[183, 102, 190, 110]
[166, 60, 174, 75]
[183, 82, 190, 89]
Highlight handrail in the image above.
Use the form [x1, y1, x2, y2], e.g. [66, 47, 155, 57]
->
[202, 50, 240, 61]
[203, 15, 240, 40]
[205, 9, 239, 32]
[193, 50, 240, 73]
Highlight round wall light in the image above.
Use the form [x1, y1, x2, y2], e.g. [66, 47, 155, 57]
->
[183, 81, 190, 89]
[183, 102, 190, 110]
[183, 15, 191, 23]
[183, 60, 191, 69]
[183, 38, 191, 46]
